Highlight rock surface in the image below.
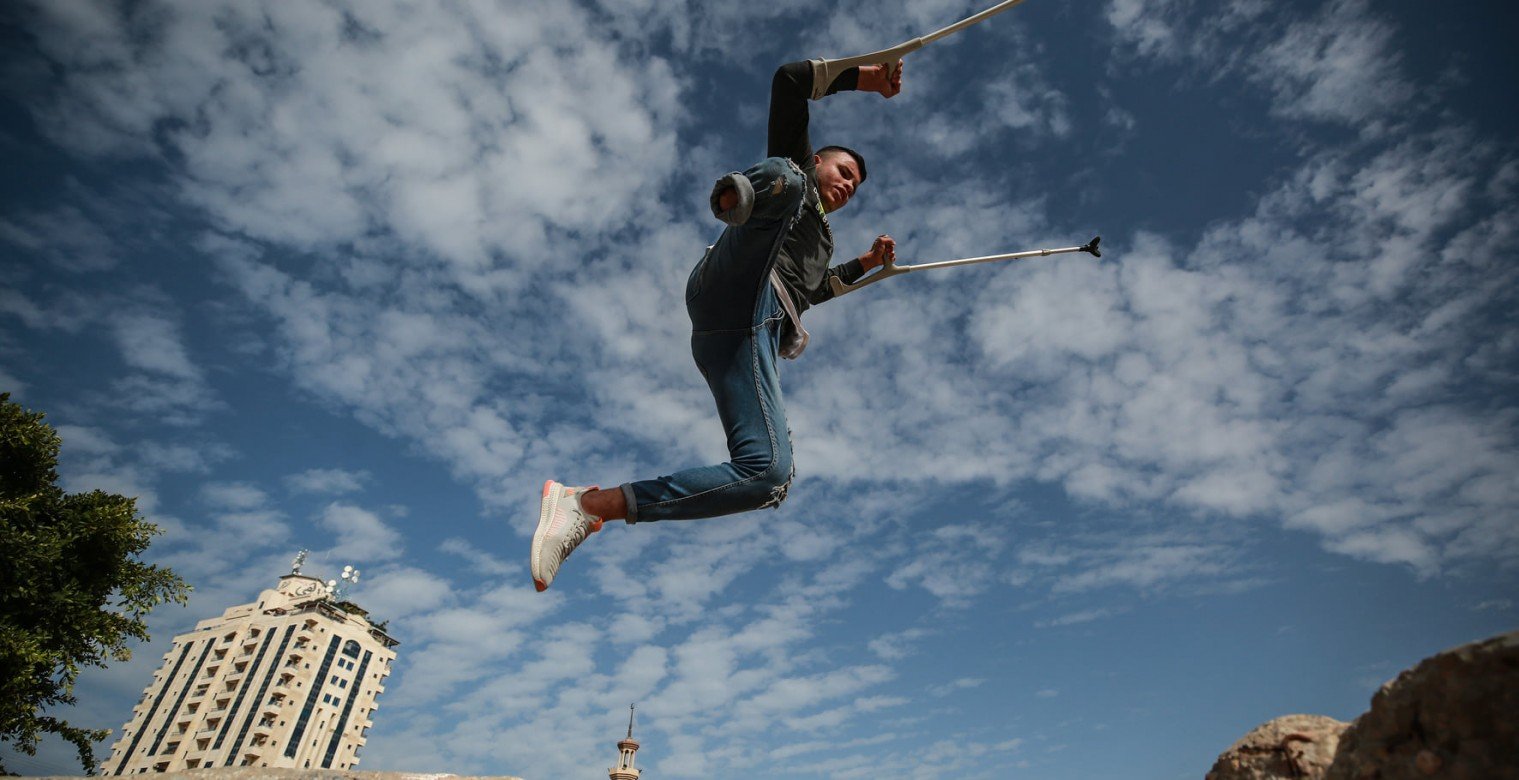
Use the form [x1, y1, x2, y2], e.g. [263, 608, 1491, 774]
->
[1325, 630, 1518, 780]
[1210, 631, 1519, 780]
[1206, 713, 1349, 780]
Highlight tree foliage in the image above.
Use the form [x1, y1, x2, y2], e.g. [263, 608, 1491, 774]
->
[0, 393, 191, 774]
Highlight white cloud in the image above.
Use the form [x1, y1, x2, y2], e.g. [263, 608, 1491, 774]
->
[868, 627, 931, 661]
[22, 1, 682, 281]
[0, 283, 217, 426]
[110, 311, 200, 381]
[885, 524, 1009, 605]
[346, 565, 453, 623]
[1105, 0, 1413, 129]
[52, 424, 120, 457]
[0, 204, 118, 272]
[1250, 0, 1413, 128]
[1052, 542, 1232, 593]
[438, 537, 514, 577]
[0, 367, 26, 395]
[1105, 0, 1179, 59]
[199, 481, 267, 511]
[929, 677, 985, 697]
[985, 64, 1071, 138]
[138, 440, 235, 474]
[1035, 607, 1124, 628]
[319, 503, 405, 562]
[285, 467, 370, 496]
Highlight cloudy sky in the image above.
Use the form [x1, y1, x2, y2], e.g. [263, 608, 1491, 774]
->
[3, 0, 1516, 777]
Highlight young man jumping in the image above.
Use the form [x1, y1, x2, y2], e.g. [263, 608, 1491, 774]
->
[531, 57, 906, 592]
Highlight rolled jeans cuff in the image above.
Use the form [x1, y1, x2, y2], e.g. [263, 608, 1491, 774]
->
[620, 483, 640, 524]
[710, 172, 754, 225]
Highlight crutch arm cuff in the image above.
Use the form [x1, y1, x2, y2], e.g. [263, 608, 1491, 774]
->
[808, 58, 863, 100]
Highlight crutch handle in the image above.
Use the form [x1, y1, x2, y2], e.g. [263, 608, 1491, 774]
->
[1081, 236, 1101, 258]
[828, 254, 911, 297]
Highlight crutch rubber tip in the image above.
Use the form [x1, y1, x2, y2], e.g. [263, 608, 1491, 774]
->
[1082, 236, 1102, 258]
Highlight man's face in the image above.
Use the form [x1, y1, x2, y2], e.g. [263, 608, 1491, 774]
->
[814, 151, 862, 213]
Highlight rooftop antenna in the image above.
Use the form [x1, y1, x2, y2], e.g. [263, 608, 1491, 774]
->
[329, 564, 362, 599]
[627, 703, 636, 739]
[291, 549, 309, 575]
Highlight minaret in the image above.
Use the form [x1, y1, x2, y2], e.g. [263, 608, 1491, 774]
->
[608, 704, 641, 780]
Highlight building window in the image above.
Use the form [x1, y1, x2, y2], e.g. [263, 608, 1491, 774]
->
[341, 640, 361, 659]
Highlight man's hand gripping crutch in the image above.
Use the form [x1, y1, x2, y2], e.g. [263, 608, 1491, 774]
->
[813, 0, 1102, 298]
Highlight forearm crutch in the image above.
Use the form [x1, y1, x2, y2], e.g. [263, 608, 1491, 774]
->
[828, 236, 1101, 297]
[811, 0, 1034, 98]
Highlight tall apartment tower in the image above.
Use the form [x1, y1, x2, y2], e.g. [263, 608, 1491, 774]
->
[101, 559, 399, 775]
[608, 704, 641, 780]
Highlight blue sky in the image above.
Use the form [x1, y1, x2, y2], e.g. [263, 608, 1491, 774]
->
[2, 0, 1516, 777]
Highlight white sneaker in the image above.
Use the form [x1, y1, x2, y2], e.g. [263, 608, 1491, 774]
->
[531, 480, 603, 592]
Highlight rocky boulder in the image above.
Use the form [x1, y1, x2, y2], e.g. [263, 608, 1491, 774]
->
[1206, 713, 1349, 780]
[1325, 631, 1518, 780]
[1209, 631, 1518, 780]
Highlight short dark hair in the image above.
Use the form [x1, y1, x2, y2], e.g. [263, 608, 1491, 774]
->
[816, 145, 867, 184]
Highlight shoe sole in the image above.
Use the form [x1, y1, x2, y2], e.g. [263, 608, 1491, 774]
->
[531, 479, 562, 592]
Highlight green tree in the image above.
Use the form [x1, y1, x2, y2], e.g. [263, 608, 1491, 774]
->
[0, 393, 190, 774]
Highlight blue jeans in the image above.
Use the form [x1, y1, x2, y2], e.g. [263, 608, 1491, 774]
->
[620, 158, 805, 522]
